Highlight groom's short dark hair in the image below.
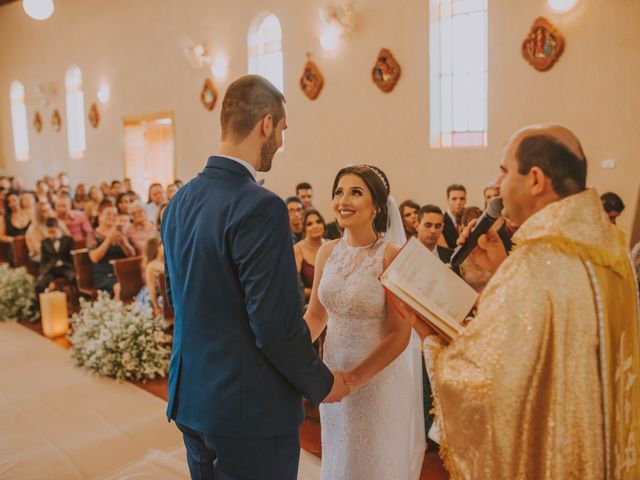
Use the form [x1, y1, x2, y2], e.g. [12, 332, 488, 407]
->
[220, 75, 286, 143]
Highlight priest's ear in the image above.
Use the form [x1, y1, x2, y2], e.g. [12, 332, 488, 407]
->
[528, 166, 552, 197]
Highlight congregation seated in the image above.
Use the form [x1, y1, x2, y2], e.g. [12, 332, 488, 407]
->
[88, 201, 136, 297]
[115, 192, 132, 217]
[84, 185, 103, 225]
[460, 206, 482, 228]
[416, 205, 453, 264]
[399, 199, 420, 239]
[25, 201, 70, 262]
[442, 183, 467, 249]
[145, 183, 166, 223]
[601, 191, 625, 225]
[128, 202, 155, 255]
[295, 182, 314, 209]
[54, 195, 95, 247]
[35, 218, 76, 296]
[134, 237, 164, 316]
[286, 196, 304, 243]
[483, 184, 499, 207]
[0, 191, 31, 241]
[293, 208, 326, 303]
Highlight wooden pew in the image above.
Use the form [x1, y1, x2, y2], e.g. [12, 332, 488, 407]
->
[71, 249, 98, 299]
[0, 239, 12, 264]
[158, 272, 174, 324]
[110, 256, 143, 303]
[10, 236, 39, 276]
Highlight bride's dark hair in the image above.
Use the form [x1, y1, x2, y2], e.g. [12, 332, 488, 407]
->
[331, 165, 390, 235]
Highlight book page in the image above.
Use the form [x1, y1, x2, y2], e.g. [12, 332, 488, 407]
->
[381, 238, 478, 327]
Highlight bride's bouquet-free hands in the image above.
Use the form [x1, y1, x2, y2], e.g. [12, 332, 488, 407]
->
[322, 371, 352, 403]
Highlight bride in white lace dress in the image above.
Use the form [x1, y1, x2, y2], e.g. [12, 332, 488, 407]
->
[305, 165, 425, 480]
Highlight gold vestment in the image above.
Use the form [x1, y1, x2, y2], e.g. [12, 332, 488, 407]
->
[426, 189, 640, 479]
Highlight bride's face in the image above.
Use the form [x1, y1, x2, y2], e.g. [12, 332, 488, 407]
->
[332, 174, 376, 230]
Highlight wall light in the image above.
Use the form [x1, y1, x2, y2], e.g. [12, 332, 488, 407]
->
[210, 56, 229, 81]
[97, 84, 110, 104]
[319, 4, 355, 52]
[547, 0, 579, 13]
[23, 0, 54, 21]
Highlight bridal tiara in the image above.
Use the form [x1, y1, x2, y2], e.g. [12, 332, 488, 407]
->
[366, 165, 389, 193]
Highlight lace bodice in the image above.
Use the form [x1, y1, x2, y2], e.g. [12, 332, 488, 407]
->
[318, 237, 387, 369]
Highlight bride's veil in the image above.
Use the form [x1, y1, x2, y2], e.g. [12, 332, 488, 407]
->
[385, 195, 407, 246]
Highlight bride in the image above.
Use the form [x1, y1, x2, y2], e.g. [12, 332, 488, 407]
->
[305, 165, 425, 479]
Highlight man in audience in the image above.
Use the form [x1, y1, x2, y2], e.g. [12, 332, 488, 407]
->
[128, 202, 154, 255]
[400, 199, 420, 239]
[600, 191, 625, 225]
[166, 183, 178, 201]
[416, 205, 452, 264]
[111, 180, 123, 198]
[443, 184, 467, 248]
[286, 196, 304, 243]
[54, 195, 94, 246]
[0, 177, 9, 215]
[295, 182, 314, 209]
[146, 183, 166, 223]
[35, 217, 75, 296]
[123, 177, 133, 193]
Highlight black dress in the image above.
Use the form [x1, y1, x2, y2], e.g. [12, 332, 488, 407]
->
[5, 214, 30, 237]
[90, 232, 127, 295]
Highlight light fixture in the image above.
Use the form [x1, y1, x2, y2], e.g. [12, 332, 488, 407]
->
[97, 84, 110, 104]
[210, 56, 229, 81]
[23, 0, 54, 21]
[547, 0, 578, 13]
[319, 4, 355, 52]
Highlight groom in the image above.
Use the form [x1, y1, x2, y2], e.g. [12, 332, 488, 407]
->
[162, 75, 348, 480]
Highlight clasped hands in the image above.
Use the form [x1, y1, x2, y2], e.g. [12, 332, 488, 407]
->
[322, 370, 357, 403]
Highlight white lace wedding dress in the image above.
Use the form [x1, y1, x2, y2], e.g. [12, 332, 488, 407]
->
[318, 237, 425, 480]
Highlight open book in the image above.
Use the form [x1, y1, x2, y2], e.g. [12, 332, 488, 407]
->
[380, 237, 478, 342]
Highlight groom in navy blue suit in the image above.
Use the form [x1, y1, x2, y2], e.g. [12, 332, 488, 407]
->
[161, 75, 348, 480]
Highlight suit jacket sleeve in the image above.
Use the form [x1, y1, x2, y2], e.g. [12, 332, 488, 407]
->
[232, 194, 334, 404]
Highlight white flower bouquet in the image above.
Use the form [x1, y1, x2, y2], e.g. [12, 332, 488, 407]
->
[0, 264, 34, 321]
[69, 291, 172, 381]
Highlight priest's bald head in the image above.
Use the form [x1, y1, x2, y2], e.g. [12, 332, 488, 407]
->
[497, 124, 587, 225]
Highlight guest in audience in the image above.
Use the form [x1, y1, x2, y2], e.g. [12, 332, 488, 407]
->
[461, 206, 483, 228]
[58, 172, 71, 189]
[84, 186, 103, 226]
[296, 182, 314, 208]
[88, 201, 135, 297]
[286, 196, 304, 243]
[134, 237, 165, 316]
[443, 183, 467, 248]
[54, 195, 95, 247]
[73, 183, 89, 211]
[324, 219, 342, 240]
[483, 185, 499, 207]
[0, 191, 31, 241]
[123, 177, 133, 193]
[35, 179, 50, 204]
[20, 191, 37, 222]
[128, 202, 155, 254]
[155, 202, 169, 234]
[399, 199, 420, 239]
[26, 201, 69, 262]
[632, 242, 640, 292]
[146, 183, 166, 222]
[600, 191, 625, 225]
[294, 208, 326, 302]
[111, 180, 123, 198]
[174, 179, 184, 188]
[416, 205, 453, 264]
[10, 176, 24, 193]
[116, 213, 131, 234]
[115, 192, 132, 216]
[34, 218, 75, 296]
[166, 183, 178, 201]
[99, 181, 111, 200]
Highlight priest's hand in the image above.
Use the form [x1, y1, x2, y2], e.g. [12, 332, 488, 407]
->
[322, 371, 350, 403]
[458, 220, 507, 275]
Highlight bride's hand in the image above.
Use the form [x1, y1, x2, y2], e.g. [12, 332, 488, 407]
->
[342, 371, 360, 390]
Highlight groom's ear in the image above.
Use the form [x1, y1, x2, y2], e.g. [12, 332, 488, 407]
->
[260, 114, 274, 138]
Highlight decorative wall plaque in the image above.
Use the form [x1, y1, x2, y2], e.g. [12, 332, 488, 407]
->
[522, 17, 565, 72]
[88, 103, 100, 128]
[372, 48, 401, 93]
[200, 78, 218, 111]
[51, 109, 62, 131]
[300, 55, 324, 100]
[34, 112, 42, 133]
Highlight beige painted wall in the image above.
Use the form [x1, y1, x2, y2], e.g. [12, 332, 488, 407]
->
[0, 0, 638, 233]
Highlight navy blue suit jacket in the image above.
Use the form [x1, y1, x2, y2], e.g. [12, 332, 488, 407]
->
[162, 156, 333, 437]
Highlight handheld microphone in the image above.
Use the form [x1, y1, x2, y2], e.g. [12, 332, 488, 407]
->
[450, 197, 504, 267]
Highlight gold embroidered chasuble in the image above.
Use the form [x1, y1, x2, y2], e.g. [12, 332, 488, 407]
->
[426, 189, 640, 479]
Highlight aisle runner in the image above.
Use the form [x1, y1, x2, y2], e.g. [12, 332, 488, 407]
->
[0, 323, 320, 479]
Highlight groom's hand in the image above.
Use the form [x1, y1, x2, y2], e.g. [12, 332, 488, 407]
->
[322, 371, 350, 403]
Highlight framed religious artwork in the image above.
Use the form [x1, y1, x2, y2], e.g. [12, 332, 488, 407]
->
[33, 112, 42, 133]
[522, 17, 565, 72]
[51, 109, 62, 131]
[300, 56, 324, 100]
[88, 103, 100, 128]
[372, 48, 401, 93]
[200, 78, 218, 111]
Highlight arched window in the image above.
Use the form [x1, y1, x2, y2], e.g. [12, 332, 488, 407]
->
[430, 0, 488, 148]
[248, 13, 284, 92]
[65, 65, 86, 159]
[9, 81, 29, 162]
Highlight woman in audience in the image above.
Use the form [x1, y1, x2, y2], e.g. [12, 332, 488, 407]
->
[134, 237, 164, 316]
[128, 202, 154, 254]
[88, 201, 136, 298]
[84, 186, 102, 226]
[166, 183, 178, 201]
[25, 201, 70, 262]
[461, 206, 483, 228]
[115, 192, 132, 217]
[399, 199, 420, 239]
[20, 191, 37, 222]
[73, 183, 89, 211]
[0, 191, 31, 241]
[155, 202, 169, 234]
[293, 208, 326, 303]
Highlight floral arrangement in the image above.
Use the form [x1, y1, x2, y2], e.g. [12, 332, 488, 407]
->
[0, 264, 34, 322]
[69, 292, 172, 382]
